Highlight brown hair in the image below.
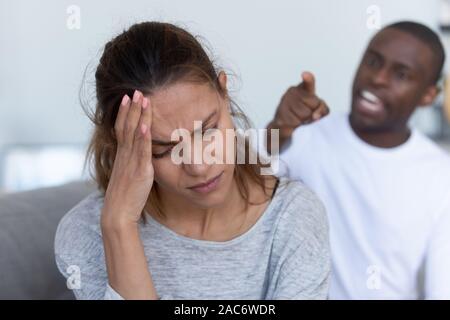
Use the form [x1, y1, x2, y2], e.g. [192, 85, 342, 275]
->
[83, 21, 275, 220]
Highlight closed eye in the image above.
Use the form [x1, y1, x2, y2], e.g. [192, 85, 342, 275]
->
[152, 123, 219, 159]
[203, 123, 219, 135]
[152, 146, 174, 159]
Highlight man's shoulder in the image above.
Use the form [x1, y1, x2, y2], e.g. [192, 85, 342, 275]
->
[281, 112, 346, 159]
[291, 112, 347, 142]
[413, 131, 450, 167]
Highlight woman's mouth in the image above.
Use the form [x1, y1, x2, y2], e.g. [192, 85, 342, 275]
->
[188, 171, 224, 194]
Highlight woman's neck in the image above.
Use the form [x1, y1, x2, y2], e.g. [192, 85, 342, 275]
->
[146, 175, 276, 242]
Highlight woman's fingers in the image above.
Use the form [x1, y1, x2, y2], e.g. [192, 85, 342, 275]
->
[124, 90, 144, 148]
[135, 97, 153, 157]
[114, 95, 131, 144]
[136, 97, 152, 139]
[134, 97, 153, 166]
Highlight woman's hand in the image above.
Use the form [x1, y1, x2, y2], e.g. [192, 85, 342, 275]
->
[101, 89, 154, 228]
[100, 90, 158, 299]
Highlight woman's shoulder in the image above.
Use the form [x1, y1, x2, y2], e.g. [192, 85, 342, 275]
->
[270, 177, 329, 247]
[54, 190, 105, 256]
[274, 176, 327, 218]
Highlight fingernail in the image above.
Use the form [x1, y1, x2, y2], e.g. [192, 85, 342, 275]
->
[142, 97, 148, 109]
[133, 90, 140, 103]
[141, 124, 147, 135]
[121, 95, 130, 106]
[313, 113, 320, 120]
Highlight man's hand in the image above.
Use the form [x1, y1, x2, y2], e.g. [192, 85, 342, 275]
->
[267, 72, 330, 153]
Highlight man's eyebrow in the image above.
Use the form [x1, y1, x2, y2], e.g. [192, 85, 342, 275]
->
[366, 49, 383, 59]
[393, 61, 414, 72]
[367, 48, 415, 71]
[151, 110, 218, 145]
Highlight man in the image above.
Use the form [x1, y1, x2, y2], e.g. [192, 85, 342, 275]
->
[267, 21, 450, 299]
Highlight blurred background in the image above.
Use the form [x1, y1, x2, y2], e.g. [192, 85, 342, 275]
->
[1, 0, 450, 193]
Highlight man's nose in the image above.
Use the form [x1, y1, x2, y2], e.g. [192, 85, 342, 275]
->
[371, 67, 390, 87]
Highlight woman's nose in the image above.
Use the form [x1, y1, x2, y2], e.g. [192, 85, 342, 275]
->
[181, 143, 212, 176]
[183, 161, 211, 176]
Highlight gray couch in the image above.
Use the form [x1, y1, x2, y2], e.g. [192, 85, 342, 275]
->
[0, 180, 97, 299]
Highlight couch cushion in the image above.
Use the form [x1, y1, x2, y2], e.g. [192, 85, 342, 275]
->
[0, 180, 97, 299]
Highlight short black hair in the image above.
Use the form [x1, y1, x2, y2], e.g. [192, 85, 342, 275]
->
[383, 21, 445, 84]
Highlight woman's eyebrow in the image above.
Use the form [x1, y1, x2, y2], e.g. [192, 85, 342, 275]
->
[197, 110, 218, 132]
[152, 110, 218, 145]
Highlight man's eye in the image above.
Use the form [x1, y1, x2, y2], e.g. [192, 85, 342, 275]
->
[367, 57, 378, 67]
[396, 71, 409, 80]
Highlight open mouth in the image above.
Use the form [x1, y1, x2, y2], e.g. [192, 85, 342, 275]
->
[355, 89, 386, 116]
[188, 171, 224, 194]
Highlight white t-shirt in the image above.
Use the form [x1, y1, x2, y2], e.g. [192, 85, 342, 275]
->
[279, 113, 450, 299]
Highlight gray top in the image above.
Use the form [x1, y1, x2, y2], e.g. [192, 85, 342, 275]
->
[54, 177, 330, 300]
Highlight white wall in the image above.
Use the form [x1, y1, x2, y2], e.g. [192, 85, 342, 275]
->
[0, 0, 440, 148]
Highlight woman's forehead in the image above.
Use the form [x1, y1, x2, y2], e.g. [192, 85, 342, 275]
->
[149, 82, 221, 139]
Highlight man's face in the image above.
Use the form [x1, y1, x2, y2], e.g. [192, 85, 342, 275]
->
[350, 28, 438, 132]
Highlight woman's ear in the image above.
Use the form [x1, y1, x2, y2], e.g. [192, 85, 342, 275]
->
[218, 71, 228, 92]
[418, 84, 440, 107]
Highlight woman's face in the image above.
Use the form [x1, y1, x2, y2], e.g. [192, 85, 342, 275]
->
[148, 72, 236, 209]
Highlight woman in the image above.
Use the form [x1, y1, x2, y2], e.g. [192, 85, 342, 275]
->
[54, 21, 330, 300]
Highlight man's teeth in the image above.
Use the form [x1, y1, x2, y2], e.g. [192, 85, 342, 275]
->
[361, 90, 380, 104]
